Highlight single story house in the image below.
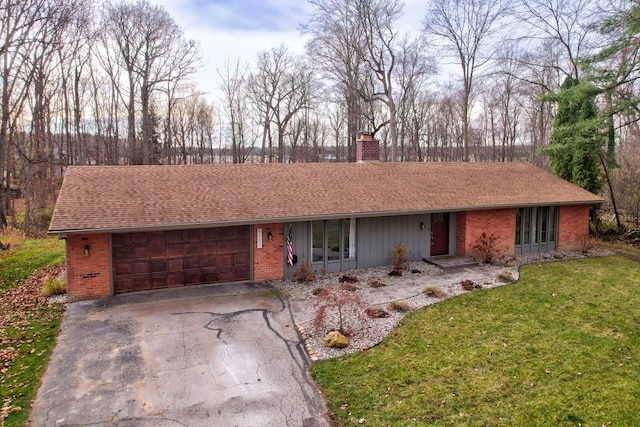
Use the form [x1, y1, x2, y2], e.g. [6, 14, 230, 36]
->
[48, 135, 603, 301]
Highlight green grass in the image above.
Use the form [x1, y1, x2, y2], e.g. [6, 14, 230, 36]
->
[0, 238, 64, 291]
[1, 237, 65, 427]
[311, 256, 640, 426]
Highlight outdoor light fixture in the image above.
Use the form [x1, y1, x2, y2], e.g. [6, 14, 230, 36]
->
[267, 231, 273, 241]
[419, 222, 425, 231]
[84, 244, 90, 256]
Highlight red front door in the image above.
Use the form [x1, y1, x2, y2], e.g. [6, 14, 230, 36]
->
[430, 213, 449, 256]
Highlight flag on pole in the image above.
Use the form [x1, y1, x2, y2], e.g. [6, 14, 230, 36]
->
[286, 225, 294, 266]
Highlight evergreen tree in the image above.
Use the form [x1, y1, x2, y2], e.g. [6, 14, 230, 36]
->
[539, 77, 605, 195]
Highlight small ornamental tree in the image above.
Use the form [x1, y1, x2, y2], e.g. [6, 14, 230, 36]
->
[390, 244, 408, 272]
[313, 285, 366, 335]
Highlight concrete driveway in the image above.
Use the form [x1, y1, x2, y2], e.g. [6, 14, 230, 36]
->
[30, 283, 331, 427]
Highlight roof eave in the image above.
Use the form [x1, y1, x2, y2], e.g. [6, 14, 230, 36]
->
[47, 198, 604, 235]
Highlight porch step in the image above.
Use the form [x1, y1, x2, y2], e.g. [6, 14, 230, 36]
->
[425, 256, 479, 270]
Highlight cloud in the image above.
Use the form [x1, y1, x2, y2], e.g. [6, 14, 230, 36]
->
[159, 0, 311, 32]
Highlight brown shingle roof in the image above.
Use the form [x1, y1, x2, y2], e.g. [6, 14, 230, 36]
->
[48, 162, 604, 234]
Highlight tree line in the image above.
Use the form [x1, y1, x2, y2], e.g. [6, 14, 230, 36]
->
[2, 0, 640, 233]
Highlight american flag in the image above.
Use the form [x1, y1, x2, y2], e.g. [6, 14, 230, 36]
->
[286, 226, 294, 266]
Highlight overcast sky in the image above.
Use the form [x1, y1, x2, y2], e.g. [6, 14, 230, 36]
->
[152, 0, 427, 100]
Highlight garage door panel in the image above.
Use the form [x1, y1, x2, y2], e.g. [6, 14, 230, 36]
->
[133, 276, 151, 290]
[148, 246, 166, 258]
[130, 233, 148, 245]
[113, 226, 251, 294]
[167, 244, 184, 257]
[151, 276, 166, 289]
[113, 247, 131, 260]
[166, 230, 183, 243]
[112, 234, 131, 247]
[184, 229, 201, 242]
[217, 254, 232, 267]
[185, 244, 200, 256]
[150, 260, 167, 273]
[168, 259, 183, 272]
[185, 272, 201, 284]
[148, 232, 166, 246]
[133, 261, 149, 275]
[234, 252, 250, 266]
[167, 273, 185, 287]
[116, 277, 134, 292]
[114, 262, 132, 276]
[201, 254, 217, 268]
[133, 246, 148, 259]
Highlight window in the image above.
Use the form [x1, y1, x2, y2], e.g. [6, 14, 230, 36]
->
[515, 207, 558, 254]
[312, 218, 356, 264]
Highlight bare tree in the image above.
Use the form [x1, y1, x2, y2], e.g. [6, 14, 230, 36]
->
[302, 0, 366, 161]
[100, 0, 199, 165]
[355, 0, 404, 161]
[424, 0, 510, 161]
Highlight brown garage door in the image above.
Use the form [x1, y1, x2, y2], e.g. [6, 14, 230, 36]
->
[112, 226, 251, 294]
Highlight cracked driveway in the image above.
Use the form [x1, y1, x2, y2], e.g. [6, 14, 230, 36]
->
[29, 283, 331, 427]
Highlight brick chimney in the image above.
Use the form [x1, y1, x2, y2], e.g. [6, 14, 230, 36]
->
[356, 131, 380, 162]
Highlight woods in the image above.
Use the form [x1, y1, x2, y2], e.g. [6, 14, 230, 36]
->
[2, 0, 640, 233]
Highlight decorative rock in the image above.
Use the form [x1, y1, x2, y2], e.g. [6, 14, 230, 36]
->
[323, 331, 349, 348]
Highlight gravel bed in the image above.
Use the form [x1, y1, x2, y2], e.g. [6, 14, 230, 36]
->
[271, 249, 613, 361]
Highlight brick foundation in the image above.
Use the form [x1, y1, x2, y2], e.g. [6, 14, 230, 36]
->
[65, 233, 111, 301]
[253, 223, 285, 282]
[558, 205, 590, 252]
[456, 209, 516, 258]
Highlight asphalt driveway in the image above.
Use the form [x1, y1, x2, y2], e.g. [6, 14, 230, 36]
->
[29, 283, 331, 427]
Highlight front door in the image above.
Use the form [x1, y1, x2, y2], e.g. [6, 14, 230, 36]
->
[430, 213, 449, 256]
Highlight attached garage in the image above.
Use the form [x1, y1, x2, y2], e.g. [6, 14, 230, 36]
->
[112, 226, 251, 294]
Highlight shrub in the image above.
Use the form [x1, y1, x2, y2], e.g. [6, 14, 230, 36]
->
[498, 271, 516, 284]
[339, 284, 358, 292]
[312, 287, 324, 296]
[365, 307, 389, 318]
[472, 232, 504, 264]
[368, 278, 386, 288]
[423, 286, 447, 298]
[390, 244, 408, 272]
[338, 274, 359, 283]
[313, 285, 367, 335]
[41, 276, 66, 297]
[460, 280, 483, 291]
[292, 261, 316, 283]
[387, 300, 411, 312]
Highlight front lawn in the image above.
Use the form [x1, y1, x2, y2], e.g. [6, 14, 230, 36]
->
[311, 256, 640, 426]
[0, 236, 65, 427]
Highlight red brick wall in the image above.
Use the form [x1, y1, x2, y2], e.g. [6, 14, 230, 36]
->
[356, 139, 380, 162]
[456, 208, 516, 258]
[66, 233, 111, 301]
[253, 223, 285, 282]
[558, 205, 590, 252]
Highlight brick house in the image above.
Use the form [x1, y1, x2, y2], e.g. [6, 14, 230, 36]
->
[48, 134, 603, 301]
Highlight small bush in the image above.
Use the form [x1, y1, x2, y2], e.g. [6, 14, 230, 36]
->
[390, 244, 408, 272]
[387, 300, 412, 312]
[338, 274, 359, 283]
[340, 284, 358, 292]
[365, 307, 389, 318]
[423, 286, 447, 298]
[292, 261, 316, 283]
[368, 278, 386, 288]
[41, 276, 66, 297]
[472, 232, 504, 264]
[312, 287, 324, 296]
[498, 271, 516, 284]
[461, 280, 475, 291]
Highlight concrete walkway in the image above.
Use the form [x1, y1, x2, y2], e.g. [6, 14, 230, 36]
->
[288, 263, 503, 326]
